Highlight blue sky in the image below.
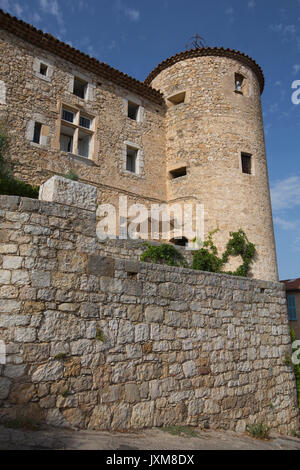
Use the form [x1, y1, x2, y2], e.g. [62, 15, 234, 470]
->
[1, 0, 300, 280]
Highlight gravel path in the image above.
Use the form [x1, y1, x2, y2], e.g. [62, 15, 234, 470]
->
[0, 425, 300, 450]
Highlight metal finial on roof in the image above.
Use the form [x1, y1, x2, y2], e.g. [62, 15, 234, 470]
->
[185, 34, 207, 50]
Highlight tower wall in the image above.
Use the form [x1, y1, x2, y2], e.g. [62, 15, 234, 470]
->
[150, 55, 278, 281]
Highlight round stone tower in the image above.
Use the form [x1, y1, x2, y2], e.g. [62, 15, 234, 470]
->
[146, 48, 278, 281]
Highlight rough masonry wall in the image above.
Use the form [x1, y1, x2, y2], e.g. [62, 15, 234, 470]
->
[151, 56, 278, 282]
[0, 195, 298, 433]
[0, 28, 166, 207]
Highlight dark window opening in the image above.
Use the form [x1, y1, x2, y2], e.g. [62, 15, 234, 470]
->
[241, 153, 252, 175]
[73, 77, 87, 99]
[170, 167, 187, 179]
[39, 63, 48, 76]
[33, 122, 42, 144]
[170, 237, 188, 247]
[79, 116, 91, 129]
[235, 73, 245, 94]
[128, 101, 139, 120]
[287, 294, 298, 321]
[168, 91, 186, 105]
[126, 147, 138, 173]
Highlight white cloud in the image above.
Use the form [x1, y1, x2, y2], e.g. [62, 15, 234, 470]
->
[248, 0, 255, 8]
[13, 2, 23, 17]
[115, 0, 140, 22]
[273, 216, 298, 231]
[293, 64, 300, 75]
[225, 6, 234, 22]
[124, 7, 140, 22]
[39, 0, 65, 34]
[271, 176, 300, 211]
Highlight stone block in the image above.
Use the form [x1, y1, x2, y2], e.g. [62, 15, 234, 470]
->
[144, 305, 164, 323]
[39, 176, 97, 211]
[87, 255, 115, 277]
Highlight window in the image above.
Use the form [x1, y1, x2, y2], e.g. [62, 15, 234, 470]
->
[60, 106, 94, 159]
[235, 73, 245, 94]
[128, 101, 140, 120]
[39, 63, 48, 76]
[79, 116, 91, 129]
[73, 77, 88, 99]
[241, 153, 252, 175]
[287, 295, 298, 321]
[32, 122, 42, 144]
[126, 146, 138, 173]
[60, 125, 74, 153]
[168, 91, 186, 105]
[170, 167, 187, 179]
[62, 109, 75, 123]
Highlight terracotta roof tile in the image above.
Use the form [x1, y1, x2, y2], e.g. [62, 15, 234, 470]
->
[281, 278, 300, 291]
[144, 47, 265, 94]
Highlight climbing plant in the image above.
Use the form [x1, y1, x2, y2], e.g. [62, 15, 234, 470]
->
[140, 242, 188, 268]
[192, 228, 256, 277]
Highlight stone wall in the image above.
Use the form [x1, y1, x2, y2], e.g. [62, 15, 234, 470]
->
[150, 56, 278, 282]
[0, 195, 299, 433]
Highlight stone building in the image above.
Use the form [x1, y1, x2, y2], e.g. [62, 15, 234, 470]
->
[0, 9, 278, 281]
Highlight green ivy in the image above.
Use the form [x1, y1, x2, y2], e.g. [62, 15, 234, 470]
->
[140, 242, 188, 268]
[192, 229, 256, 277]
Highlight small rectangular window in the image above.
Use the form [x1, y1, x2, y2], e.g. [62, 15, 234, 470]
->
[168, 92, 186, 105]
[73, 77, 87, 99]
[78, 130, 91, 158]
[79, 116, 91, 129]
[62, 109, 75, 123]
[126, 147, 138, 173]
[241, 153, 252, 175]
[287, 295, 298, 321]
[170, 167, 187, 179]
[235, 73, 245, 94]
[39, 63, 48, 76]
[33, 122, 42, 144]
[60, 125, 74, 153]
[128, 101, 140, 120]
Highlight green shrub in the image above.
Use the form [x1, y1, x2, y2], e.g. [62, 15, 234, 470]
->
[141, 242, 188, 268]
[246, 423, 270, 440]
[0, 177, 39, 198]
[63, 169, 79, 181]
[0, 123, 39, 199]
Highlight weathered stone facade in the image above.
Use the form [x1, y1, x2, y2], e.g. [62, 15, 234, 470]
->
[0, 195, 298, 433]
[0, 10, 278, 281]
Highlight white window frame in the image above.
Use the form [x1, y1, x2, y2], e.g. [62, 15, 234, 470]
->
[26, 114, 49, 147]
[68, 71, 95, 102]
[123, 95, 144, 123]
[59, 104, 95, 160]
[33, 58, 53, 82]
[123, 141, 143, 176]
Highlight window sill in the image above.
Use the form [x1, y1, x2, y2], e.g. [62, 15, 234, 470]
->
[61, 152, 96, 166]
[234, 90, 244, 95]
[35, 73, 51, 83]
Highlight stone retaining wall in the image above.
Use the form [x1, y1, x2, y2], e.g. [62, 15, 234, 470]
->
[0, 195, 299, 433]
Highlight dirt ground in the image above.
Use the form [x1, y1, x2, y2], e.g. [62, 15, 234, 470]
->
[0, 424, 300, 450]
